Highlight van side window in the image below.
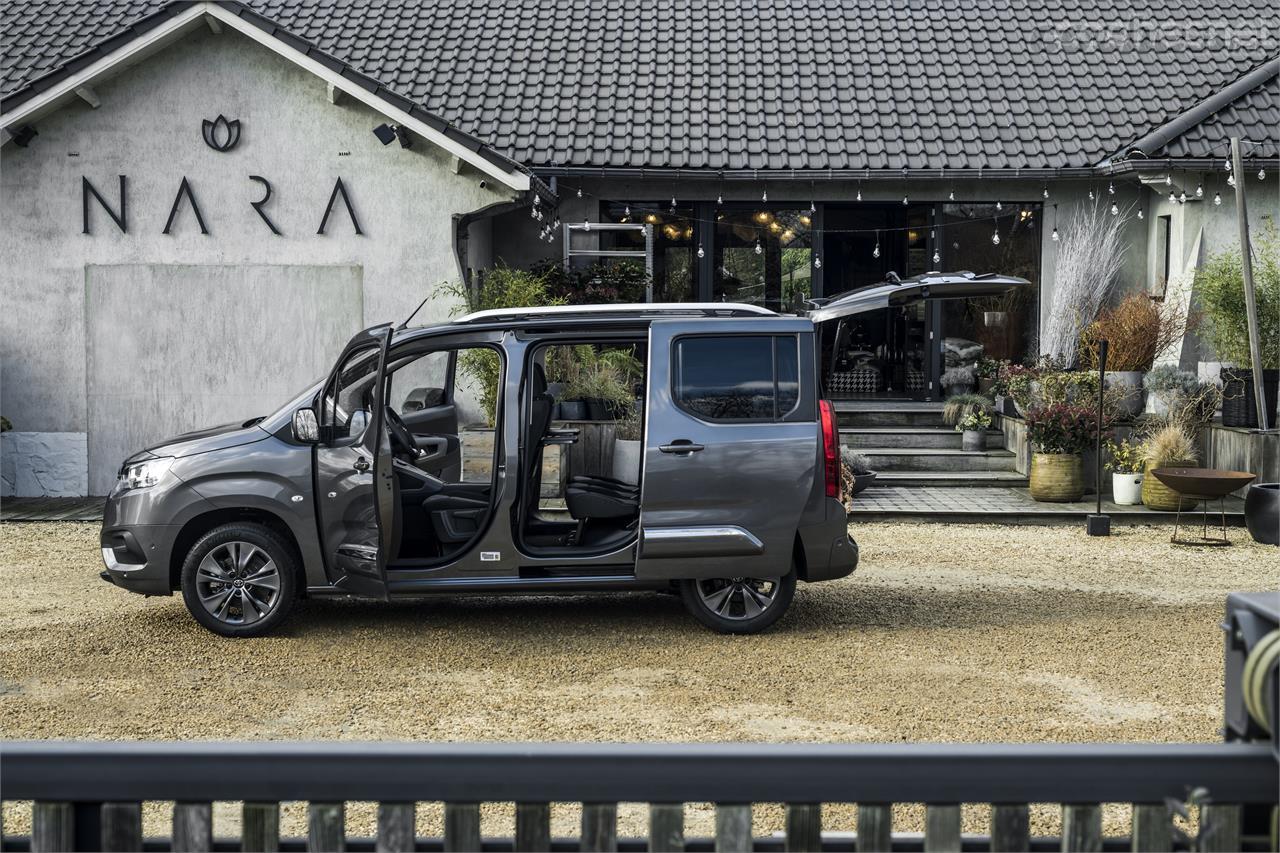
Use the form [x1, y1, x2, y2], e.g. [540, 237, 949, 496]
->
[674, 335, 800, 422]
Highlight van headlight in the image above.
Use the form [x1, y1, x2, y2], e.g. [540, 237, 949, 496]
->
[119, 457, 174, 491]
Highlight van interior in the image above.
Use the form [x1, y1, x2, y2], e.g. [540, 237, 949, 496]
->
[519, 340, 647, 556]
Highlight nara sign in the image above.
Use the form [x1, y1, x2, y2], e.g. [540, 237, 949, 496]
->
[80, 174, 364, 236]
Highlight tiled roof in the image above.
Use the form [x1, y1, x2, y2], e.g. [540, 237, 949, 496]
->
[1134, 63, 1280, 161]
[3, 0, 1278, 172]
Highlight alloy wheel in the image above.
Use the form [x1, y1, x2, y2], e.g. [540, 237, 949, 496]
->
[694, 577, 780, 620]
[194, 541, 282, 626]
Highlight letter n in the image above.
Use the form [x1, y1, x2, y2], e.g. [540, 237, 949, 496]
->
[83, 176, 127, 234]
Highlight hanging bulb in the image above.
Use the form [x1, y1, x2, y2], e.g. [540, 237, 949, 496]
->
[1214, 192, 1223, 206]
[696, 243, 705, 259]
[809, 200, 817, 213]
[1178, 191, 1187, 203]
[1109, 182, 1116, 195]
[717, 193, 723, 205]
[856, 188, 863, 202]
[624, 204, 630, 217]
[1168, 191, 1177, 203]
[1088, 188, 1095, 200]
[553, 218, 561, 229]
[1228, 173, 1237, 187]
[1052, 227, 1060, 242]
[872, 242, 880, 259]
[1259, 168, 1268, 181]
[670, 196, 677, 211]
[1225, 157, 1233, 171]
[1164, 174, 1172, 186]
[991, 229, 1001, 246]
[1042, 186, 1049, 199]
[1195, 184, 1204, 198]
[948, 190, 956, 201]
[583, 220, 591, 232]
[577, 187, 583, 198]
[995, 200, 1002, 210]
[932, 249, 941, 266]
[762, 189, 768, 202]
[902, 195, 909, 206]
[530, 206, 538, 220]
[814, 255, 822, 269]
[754, 239, 763, 255]
[1137, 208, 1144, 220]
[1110, 201, 1119, 215]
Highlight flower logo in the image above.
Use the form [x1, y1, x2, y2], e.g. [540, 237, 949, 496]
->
[201, 115, 241, 152]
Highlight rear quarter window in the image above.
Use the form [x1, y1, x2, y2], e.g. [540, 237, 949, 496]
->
[674, 335, 801, 422]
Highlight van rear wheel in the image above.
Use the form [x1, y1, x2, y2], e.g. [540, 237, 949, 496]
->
[180, 523, 297, 638]
[679, 571, 796, 634]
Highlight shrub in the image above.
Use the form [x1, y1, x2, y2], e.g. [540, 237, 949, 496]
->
[532, 258, 650, 305]
[957, 409, 993, 432]
[1024, 402, 1112, 454]
[1194, 222, 1280, 369]
[1104, 437, 1145, 474]
[942, 392, 991, 426]
[1077, 292, 1193, 372]
[614, 410, 643, 441]
[1143, 365, 1199, 399]
[1038, 370, 1100, 406]
[1141, 423, 1197, 467]
[840, 447, 874, 475]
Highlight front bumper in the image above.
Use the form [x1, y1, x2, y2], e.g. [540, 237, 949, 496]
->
[99, 482, 187, 595]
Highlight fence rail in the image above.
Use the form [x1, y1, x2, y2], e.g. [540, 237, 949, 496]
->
[2, 741, 1276, 852]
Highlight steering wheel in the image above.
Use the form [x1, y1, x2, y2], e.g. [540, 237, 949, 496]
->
[383, 407, 419, 458]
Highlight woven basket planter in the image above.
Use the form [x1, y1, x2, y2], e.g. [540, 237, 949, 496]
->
[1141, 460, 1199, 511]
[1029, 453, 1084, 502]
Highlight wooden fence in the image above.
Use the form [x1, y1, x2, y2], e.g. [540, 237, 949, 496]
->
[2, 741, 1276, 852]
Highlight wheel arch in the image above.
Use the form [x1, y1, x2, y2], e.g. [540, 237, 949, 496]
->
[169, 507, 307, 594]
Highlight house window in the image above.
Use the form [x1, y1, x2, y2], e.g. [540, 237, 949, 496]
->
[673, 335, 800, 422]
[601, 202, 695, 301]
[713, 209, 813, 310]
[1155, 215, 1172, 295]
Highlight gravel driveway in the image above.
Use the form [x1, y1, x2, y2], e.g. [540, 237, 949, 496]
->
[1, 520, 1272, 840]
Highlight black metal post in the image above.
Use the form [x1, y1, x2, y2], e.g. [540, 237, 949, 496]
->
[1087, 339, 1111, 536]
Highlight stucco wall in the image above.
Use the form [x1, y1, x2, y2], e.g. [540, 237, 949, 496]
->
[0, 26, 515, 495]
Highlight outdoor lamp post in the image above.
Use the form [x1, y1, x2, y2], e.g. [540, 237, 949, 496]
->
[1087, 339, 1111, 536]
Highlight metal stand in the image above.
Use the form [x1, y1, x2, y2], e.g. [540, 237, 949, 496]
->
[1171, 494, 1231, 546]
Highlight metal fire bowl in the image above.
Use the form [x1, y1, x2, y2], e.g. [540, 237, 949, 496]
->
[1152, 468, 1257, 497]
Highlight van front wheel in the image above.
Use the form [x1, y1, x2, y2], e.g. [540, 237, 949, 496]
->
[180, 523, 298, 638]
[679, 571, 796, 634]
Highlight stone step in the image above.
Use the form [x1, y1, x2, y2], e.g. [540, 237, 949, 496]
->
[841, 427, 1003, 450]
[868, 469, 1030, 487]
[836, 408, 948, 428]
[857, 447, 1018, 472]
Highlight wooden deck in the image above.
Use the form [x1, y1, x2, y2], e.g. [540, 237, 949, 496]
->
[1, 497, 106, 522]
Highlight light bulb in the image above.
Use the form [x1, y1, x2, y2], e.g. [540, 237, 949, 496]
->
[1137, 208, 1144, 219]
[530, 207, 538, 219]
[1165, 174, 1172, 185]
[949, 190, 956, 201]
[1226, 157, 1232, 170]
[553, 218, 561, 229]
[533, 195, 541, 207]
[624, 205, 630, 216]
[1108, 182, 1115, 195]
[1195, 184, 1204, 198]
[1052, 228, 1059, 241]
[717, 193, 723, 204]
[995, 200, 1002, 210]
[1041, 186, 1049, 199]
[1260, 168, 1267, 181]
[583, 220, 590, 231]
[932, 250, 941, 265]
[856, 189, 863, 201]
[697, 243, 705, 259]
[762, 189, 768, 202]
[1228, 174, 1236, 187]
[991, 230, 1001, 246]
[1110, 202, 1119, 215]
[814, 255, 822, 269]
[670, 197, 677, 211]
[1214, 192, 1222, 206]
[872, 243, 880, 259]
[810, 200, 817, 213]
[1168, 191, 1177, 203]
[754, 240, 762, 255]
[1178, 192, 1187, 203]
[902, 195, 909, 205]
[577, 187, 583, 198]
[1088, 189, 1095, 200]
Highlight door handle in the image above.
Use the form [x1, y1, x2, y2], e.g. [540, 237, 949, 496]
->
[659, 440, 705, 454]
[353, 456, 371, 472]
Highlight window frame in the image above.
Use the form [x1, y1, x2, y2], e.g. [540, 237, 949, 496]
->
[670, 333, 803, 425]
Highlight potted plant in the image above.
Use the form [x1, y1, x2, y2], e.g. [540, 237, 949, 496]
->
[1078, 292, 1191, 420]
[839, 447, 877, 509]
[1139, 423, 1199, 511]
[956, 408, 992, 452]
[1143, 365, 1199, 417]
[940, 364, 977, 396]
[975, 357, 1002, 396]
[1024, 402, 1110, 502]
[1104, 437, 1145, 505]
[1245, 483, 1280, 546]
[1002, 363, 1038, 417]
[610, 410, 643, 485]
[1194, 224, 1280, 427]
[942, 392, 991, 426]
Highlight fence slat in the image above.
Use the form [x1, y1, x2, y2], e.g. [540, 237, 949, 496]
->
[1061, 804, 1102, 853]
[715, 804, 752, 853]
[990, 804, 1029, 852]
[857, 803, 892, 853]
[32, 802, 74, 853]
[444, 802, 481, 852]
[580, 802, 617, 852]
[1130, 803, 1171, 852]
[516, 802, 551, 852]
[376, 803, 415, 853]
[100, 802, 142, 853]
[242, 802, 280, 852]
[649, 803, 684, 853]
[173, 802, 213, 852]
[925, 804, 961, 853]
[308, 802, 345, 853]
[1198, 804, 1242, 853]
[786, 803, 822, 852]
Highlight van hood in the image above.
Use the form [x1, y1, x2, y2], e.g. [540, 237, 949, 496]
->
[125, 419, 271, 464]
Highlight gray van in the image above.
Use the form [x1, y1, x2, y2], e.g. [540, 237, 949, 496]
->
[99, 273, 1026, 636]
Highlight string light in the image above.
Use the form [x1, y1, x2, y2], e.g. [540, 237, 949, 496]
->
[1137, 208, 1144, 219]
[762, 189, 768, 202]
[902, 195, 909, 205]
[1110, 201, 1119, 215]
[856, 187, 862, 202]
[624, 204, 630, 217]
[1107, 182, 1115, 195]
[1168, 191, 1177, 203]
[995, 200, 1002, 211]
[1260, 168, 1268, 181]
[814, 255, 822, 269]
[809, 199, 817, 213]
[1178, 191, 1187, 203]
[1164, 175, 1172, 186]
[932, 249, 941, 265]
[577, 187, 583, 198]
[872, 231, 880, 258]
[1195, 184, 1204, 198]
[717, 192, 723, 204]
[1088, 188, 1095, 200]
[754, 239, 763, 255]
[670, 196, 677, 211]
[583, 220, 591, 231]
[1227, 173, 1236, 187]
[1214, 192, 1223, 206]
[1042, 186, 1049, 199]
[697, 243, 705, 259]
[991, 227, 1001, 246]
[1051, 204, 1059, 241]
[948, 189, 956, 201]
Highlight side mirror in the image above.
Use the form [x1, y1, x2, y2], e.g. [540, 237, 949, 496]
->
[292, 407, 320, 443]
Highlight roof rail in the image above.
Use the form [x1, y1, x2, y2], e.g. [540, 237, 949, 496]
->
[452, 302, 778, 324]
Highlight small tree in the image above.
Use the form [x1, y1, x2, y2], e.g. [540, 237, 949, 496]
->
[1194, 223, 1280, 369]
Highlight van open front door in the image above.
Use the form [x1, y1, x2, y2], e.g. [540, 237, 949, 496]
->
[314, 325, 397, 599]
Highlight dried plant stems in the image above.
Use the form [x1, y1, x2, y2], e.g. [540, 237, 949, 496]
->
[1043, 200, 1128, 364]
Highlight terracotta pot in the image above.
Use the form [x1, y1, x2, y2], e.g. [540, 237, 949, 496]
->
[1029, 453, 1084, 502]
[1244, 483, 1280, 546]
[1141, 459, 1198, 511]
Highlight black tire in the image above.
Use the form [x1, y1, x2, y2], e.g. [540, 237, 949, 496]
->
[678, 570, 796, 634]
[180, 522, 298, 638]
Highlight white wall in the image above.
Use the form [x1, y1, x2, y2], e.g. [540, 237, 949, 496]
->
[0, 25, 515, 495]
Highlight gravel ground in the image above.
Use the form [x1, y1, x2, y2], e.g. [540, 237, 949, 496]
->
[1, 520, 1274, 842]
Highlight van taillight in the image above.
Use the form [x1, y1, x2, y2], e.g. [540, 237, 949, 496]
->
[819, 399, 839, 498]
